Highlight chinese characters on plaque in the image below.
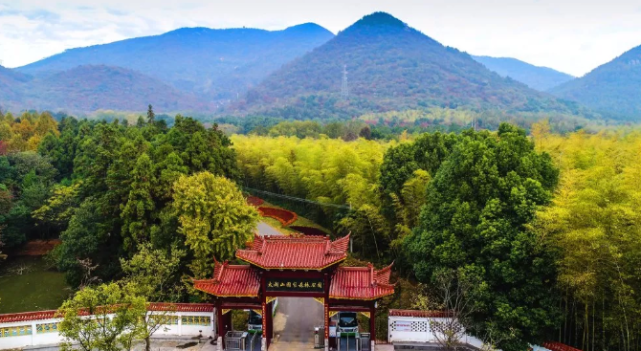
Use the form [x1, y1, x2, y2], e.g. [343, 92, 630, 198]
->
[266, 278, 324, 292]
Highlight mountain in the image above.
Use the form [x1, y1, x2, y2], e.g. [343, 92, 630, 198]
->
[549, 45, 641, 120]
[17, 24, 334, 101]
[0, 65, 32, 104]
[1, 65, 210, 113]
[472, 56, 574, 91]
[237, 12, 585, 118]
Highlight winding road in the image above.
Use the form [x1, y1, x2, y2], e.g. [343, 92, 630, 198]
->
[256, 221, 283, 237]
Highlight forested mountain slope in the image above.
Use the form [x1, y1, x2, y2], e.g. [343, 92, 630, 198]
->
[1, 65, 209, 113]
[17, 24, 334, 101]
[236, 12, 585, 119]
[0, 65, 32, 103]
[473, 55, 574, 91]
[550, 44, 641, 120]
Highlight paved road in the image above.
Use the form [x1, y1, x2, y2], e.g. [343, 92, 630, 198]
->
[256, 221, 283, 236]
[269, 297, 324, 351]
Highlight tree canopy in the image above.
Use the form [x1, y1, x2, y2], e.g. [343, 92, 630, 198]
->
[172, 172, 259, 279]
[403, 124, 559, 350]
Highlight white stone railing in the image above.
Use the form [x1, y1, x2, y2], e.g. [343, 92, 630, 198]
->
[0, 303, 215, 350]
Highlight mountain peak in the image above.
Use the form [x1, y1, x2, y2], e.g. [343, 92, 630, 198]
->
[283, 23, 334, 37]
[285, 22, 328, 32]
[550, 41, 641, 119]
[242, 11, 578, 119]
[354, 12, 406, 28]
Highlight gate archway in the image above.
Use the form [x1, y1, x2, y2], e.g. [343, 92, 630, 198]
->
[193, 234, 395, 351]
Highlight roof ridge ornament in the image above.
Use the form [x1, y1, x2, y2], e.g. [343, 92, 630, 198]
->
[216, 260, 228, 282]
[260, 238, 267, 255]
[369, 263, 375, 286]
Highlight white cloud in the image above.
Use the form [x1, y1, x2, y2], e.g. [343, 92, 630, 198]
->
[0, 0, 640, 76]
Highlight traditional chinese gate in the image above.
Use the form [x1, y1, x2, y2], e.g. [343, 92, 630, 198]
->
[193, 234, 395, 351]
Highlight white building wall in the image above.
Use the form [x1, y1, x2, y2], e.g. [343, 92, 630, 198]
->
[388, 315, 450, 343]
[388, 314, 551, 351]
[0, 311, 214, 350]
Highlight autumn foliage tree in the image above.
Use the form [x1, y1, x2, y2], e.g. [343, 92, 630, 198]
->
[0, 111, 59, 153]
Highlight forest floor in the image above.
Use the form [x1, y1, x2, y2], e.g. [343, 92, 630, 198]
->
[14, 239, 61, 256]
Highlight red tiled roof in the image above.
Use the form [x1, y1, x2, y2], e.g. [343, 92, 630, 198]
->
[329, 263, 395, 300]
[388, 309, 453, 318]
[193, 261, 260, 297]
[543, 342, 583, 351]
[0, 310, 59, 323]
[0, 303, 215, 324]
[237, 234, 349, 270]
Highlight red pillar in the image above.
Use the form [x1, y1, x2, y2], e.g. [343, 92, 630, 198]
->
[261, 272, 268, 351]
[216, 301, 225, 343]
[324, 272, 330, 351]
[324, 301, 330, 351]
[266, 301, 273, 345]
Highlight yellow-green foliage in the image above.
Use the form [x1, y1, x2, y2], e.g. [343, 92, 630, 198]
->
[0, 111, 59, 153]
[532, 121, 641, 349]
[359, 107, 603, 133]
[232, 135, 396, 209]
[172, 172, 259, 279]
[359, 108, 477, 125]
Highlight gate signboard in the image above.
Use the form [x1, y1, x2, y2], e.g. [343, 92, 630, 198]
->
[266, 278, 324, 292]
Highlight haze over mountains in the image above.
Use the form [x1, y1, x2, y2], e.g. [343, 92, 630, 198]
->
[549, 45, 641, 120]
[472, 56, 575, 91]
[236, 12, 583, 119]
[0, 24, 334, 114]
[2, 11, 641, 120]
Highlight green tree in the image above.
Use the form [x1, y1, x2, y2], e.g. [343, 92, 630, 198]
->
[0, 226, 7, 263]
[389, 169, 431, 251]
[52, 199, 120, 286]
[58, 283, 146, 351]
[38, 118, 79, 180]
[172, 172, 259, 279]
[136, 116, 146, 128]
[146, 105, 155, 125]
[33, 182, 81, 232]
[120, 243, 184, 351]
[359, 125, 372, 140]
[404, 124, 560, 350]
[121, 153, 156, 254]
[323, 122, 346, 139]
[0, 186, 12, 215]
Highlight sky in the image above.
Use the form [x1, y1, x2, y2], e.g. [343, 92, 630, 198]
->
[1, 0, 641, 77]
